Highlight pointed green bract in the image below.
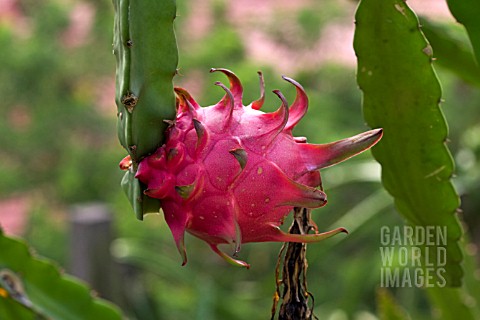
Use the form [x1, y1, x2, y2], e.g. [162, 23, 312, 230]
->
[0, 229, 122, 320]
[121, 169, 161, 219]
[354, 0, 463, 286]
[113, 0, 178, 218]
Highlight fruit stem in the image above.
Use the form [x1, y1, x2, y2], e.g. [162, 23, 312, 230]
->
[272, 207, 316, 320]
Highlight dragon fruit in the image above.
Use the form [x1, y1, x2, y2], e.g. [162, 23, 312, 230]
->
[120, 68, 382, 268]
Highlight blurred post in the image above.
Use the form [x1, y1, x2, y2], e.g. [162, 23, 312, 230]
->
[69, 203, 121, 304]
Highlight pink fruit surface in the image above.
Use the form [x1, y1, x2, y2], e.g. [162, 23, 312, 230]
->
[122, 69, 382, 268]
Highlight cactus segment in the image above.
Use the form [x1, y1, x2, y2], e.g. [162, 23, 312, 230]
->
[113, 0, 179, 218]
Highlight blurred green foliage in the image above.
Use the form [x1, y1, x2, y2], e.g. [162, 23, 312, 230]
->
[0, 229, 123, 319]
[1, 0, 480, 319]
[0, 0, 123, 203]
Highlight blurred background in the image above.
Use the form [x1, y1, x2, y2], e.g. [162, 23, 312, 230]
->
[1, 0, 479, 319]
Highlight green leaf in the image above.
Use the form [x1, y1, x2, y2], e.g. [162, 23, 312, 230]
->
[446, 0, 480, 65]
[354, 0, 463, 286]
[426, 287, 476, 320]
[376, 288, 410, 320]
[461, 239, 480, 318]
[426, 238, 480, 319]
[0, 229, 123, 320]
[0, 297, 43, 320]
[420, 18, 480, 87]
[420, 18, 480, 86]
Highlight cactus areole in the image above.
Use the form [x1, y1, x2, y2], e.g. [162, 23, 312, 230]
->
[120, 69, 382, 268]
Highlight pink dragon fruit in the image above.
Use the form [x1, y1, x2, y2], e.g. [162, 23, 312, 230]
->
[121, 68, 382, 268]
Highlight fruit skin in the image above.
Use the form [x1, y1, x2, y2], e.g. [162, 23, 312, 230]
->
[122, 69, 383, 268]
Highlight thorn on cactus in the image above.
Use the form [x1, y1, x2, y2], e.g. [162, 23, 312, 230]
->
[121, 92, 138, 113]
[127, 69, 383, 267]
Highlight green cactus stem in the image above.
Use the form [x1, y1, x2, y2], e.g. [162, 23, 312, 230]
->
[113, 0, 178, 218]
